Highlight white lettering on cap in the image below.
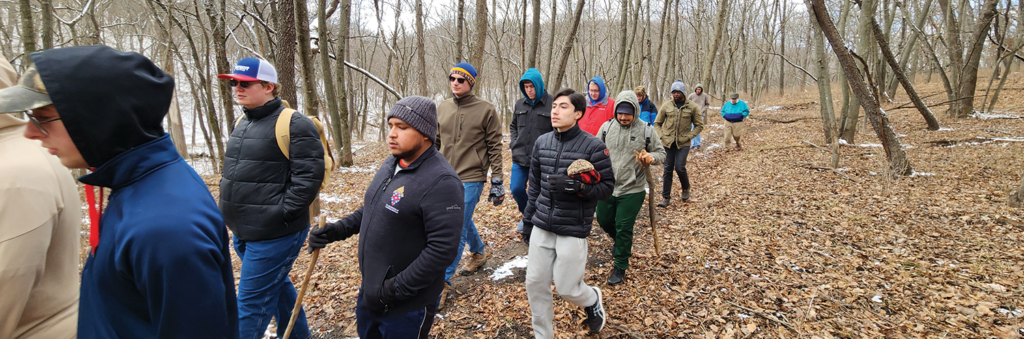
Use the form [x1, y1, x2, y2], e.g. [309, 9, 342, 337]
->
[235, 65, 250, 71]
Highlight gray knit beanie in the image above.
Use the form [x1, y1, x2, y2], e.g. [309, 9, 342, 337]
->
[671, 79, 686, 93]
[387, 96, 437, 143]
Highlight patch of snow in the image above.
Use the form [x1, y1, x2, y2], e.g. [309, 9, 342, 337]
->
[872, 295, 883, 303]
[710, 106, 722, 110]
[909, 171, 935, 177]
[937, 127, 954, 131]
[835, 168, 849, 172]
[737, 313, 751, 319]
[997, 308, 1024, 317]
[337, 165, 377, 173]
[972, 112, 1023, 120]
[991, 137, 1024, 142]
[856, 143, 883, 148]
[489, 256, 529, 281]
[764, 106, 783, 111]
[320, 193, 357, 204]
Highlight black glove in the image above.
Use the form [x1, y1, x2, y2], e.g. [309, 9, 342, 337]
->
[549, 174, 583, 195]
[522, 220, 533, 245]
[307, 221, 346, 253]
[488, 177, 505, 206]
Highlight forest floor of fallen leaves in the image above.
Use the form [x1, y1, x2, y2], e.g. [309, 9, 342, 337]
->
[78, 71, 1024, 338]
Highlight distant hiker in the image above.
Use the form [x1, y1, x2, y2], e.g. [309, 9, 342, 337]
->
[687, 84, 710, 149]
[9, 46, 237, 338]
[0, 52, 80, 339]
[436, 62, 503, 307]
[635, 86, 659, 125]
[308, 96, 463, 338]
[721, 93, 750, 150]
[510, 68, 554, 237]
[523, 88, 614, 338]
[654, 80, 703, 207]
[219, 57, 325, 339]
[579, 76, 615, 135]
[595, 90, 667, 285]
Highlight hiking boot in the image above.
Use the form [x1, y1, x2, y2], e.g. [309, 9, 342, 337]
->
[681, 189, 691, 201]
[584, 287, 606, 333]
[657, 199, 670, 208]
[459, 250, 489, 275]
[607, 268, 625, 285]
[438, 282, 451, 310]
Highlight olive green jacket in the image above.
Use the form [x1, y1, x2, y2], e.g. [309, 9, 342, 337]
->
[654, 98, 704, 148]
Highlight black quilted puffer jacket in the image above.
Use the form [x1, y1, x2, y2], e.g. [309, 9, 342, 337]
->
[219, 97, 325, 241]
[523, 123, 614, 239]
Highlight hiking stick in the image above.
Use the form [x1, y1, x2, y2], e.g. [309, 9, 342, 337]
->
[634, 150, 662, 257]
[283, 215, 325, 339]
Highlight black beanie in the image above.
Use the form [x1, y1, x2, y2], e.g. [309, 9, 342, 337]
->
[387, 96, 437, 143]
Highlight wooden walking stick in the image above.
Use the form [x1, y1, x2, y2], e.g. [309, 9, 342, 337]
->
[283, 214, 325, 339]
[635, 150, 662, 257]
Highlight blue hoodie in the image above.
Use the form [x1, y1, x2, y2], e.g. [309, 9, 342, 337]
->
[519, 68, 546, 106]
[30, 46, 238, 339]
[638, 96, 659, 125]
[581, 76, 615, 135]
[586, 76, 608, 106]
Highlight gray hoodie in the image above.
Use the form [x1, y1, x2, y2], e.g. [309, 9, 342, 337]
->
[597, 91, 667, 197]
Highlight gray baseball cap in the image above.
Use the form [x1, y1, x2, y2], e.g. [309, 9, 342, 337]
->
[0, 63, 52, 113]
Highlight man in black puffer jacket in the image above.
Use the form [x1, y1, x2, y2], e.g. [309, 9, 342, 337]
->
[523, 88, 614, 338]
[218, 57, 325, 339]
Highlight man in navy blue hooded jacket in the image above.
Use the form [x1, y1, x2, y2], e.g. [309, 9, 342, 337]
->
[509, 68, 553, 236]
[1, 46, 238, 338]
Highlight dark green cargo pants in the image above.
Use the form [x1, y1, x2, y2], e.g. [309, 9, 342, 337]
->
[595, 192, 646, 270]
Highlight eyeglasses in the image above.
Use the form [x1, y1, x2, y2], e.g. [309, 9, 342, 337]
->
[448, 76, 467, 84]
[229, 79, 258, 88]
[25, 110, 62, 136]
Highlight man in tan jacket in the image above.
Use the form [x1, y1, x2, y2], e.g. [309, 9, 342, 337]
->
[0, 53, 81, 338]
[654, 79, 703, 207]
[436, 62, 504, 307]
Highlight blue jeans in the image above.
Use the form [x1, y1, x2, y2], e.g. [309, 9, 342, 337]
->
[510, 163, 529, 231]
[444, 181, 486, 283]
[356, 292, 437, 339]
[234, 228, 311, 339]
[691, 124, 701, 148]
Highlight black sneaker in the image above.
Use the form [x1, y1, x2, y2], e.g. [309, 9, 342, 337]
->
[584, 287, 606, 333]
[607, 268, 625, 285]
[657, 199, 670, 208]
[681, 189, 691, 201]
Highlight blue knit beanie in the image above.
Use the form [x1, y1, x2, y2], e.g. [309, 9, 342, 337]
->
[451, 62, 478, 87]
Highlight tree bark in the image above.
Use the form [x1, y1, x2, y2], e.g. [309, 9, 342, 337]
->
[806, 0, 836, 147]
[295, 0, 319, 118]
[468, 0, 487, 69]
[552, 0, 586, 90]
[841, 0, 877, 143]
[778, 0, 785, 96]
[318, 0, 339, 145]
[701, 0, 729, 91]
[416, 0, 428, 96]
[275, 0, 298, 105]
[651, 0, 669, 101]
[527, 0, 541, 68]
[456, 0, 465, 63]
[886, 0, 933, 96]
[41, 0, 53, 49]
[19, 0, 35, 65]
[543, 0, 556, 85]
[811, 0, 913, 176]
[333, 0, 353, 166]
[953, 0, 999, 118]
[867, 11, 941, 130]
[207, 0, 236, 130]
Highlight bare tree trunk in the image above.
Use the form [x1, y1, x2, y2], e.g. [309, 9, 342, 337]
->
[552, 0, 586, 90]
[701, 0, 729, 90]
[778, 0, 785, 96]
[295, 0, 319, 118]
[333, 0, 353, 166]
[40, 0, 53, 49]
[416, 0, 428, 96]
[157, 7, 187, 158]
[867, 11, 941, 130]
[954, 0, 999, 118]
[456, 0, 465, 63]
[841, 0, 877, 143]
[812, 0, 913, 176]
[807, 1, 836, 149]
[527, 0, 541, 68]
[468, 0, 488, 69]
[1011, 170, 1024, 208]
[207, 0, 236, 130]
[276, 0, 298, 105]
[19, 0, 35, 65]
[651, 0, 669, 101]
[886, 0, 933, 96]
[543, 0, 556, 85]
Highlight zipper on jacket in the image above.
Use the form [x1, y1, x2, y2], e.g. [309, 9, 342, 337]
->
[548, 135, 565, 228]
[359, 169, 396, 272]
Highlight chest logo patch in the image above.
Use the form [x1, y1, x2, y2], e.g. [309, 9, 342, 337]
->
[391, 186, 405, 206]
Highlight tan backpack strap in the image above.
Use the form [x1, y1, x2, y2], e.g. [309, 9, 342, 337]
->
[276, 108, 296, 159]
[310, 116, 334, 189]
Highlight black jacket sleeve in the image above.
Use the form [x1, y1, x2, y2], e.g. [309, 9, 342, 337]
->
[283, 114, 326, 221]
[522, 142, 543, 236]
[391, 174, 465, 301]
[578, 141, 614, 202]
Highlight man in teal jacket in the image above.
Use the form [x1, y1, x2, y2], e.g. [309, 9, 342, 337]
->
[720, 93, 750, 150]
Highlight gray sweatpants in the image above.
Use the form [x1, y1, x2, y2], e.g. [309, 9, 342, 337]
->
[525, 227, 598, 339]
